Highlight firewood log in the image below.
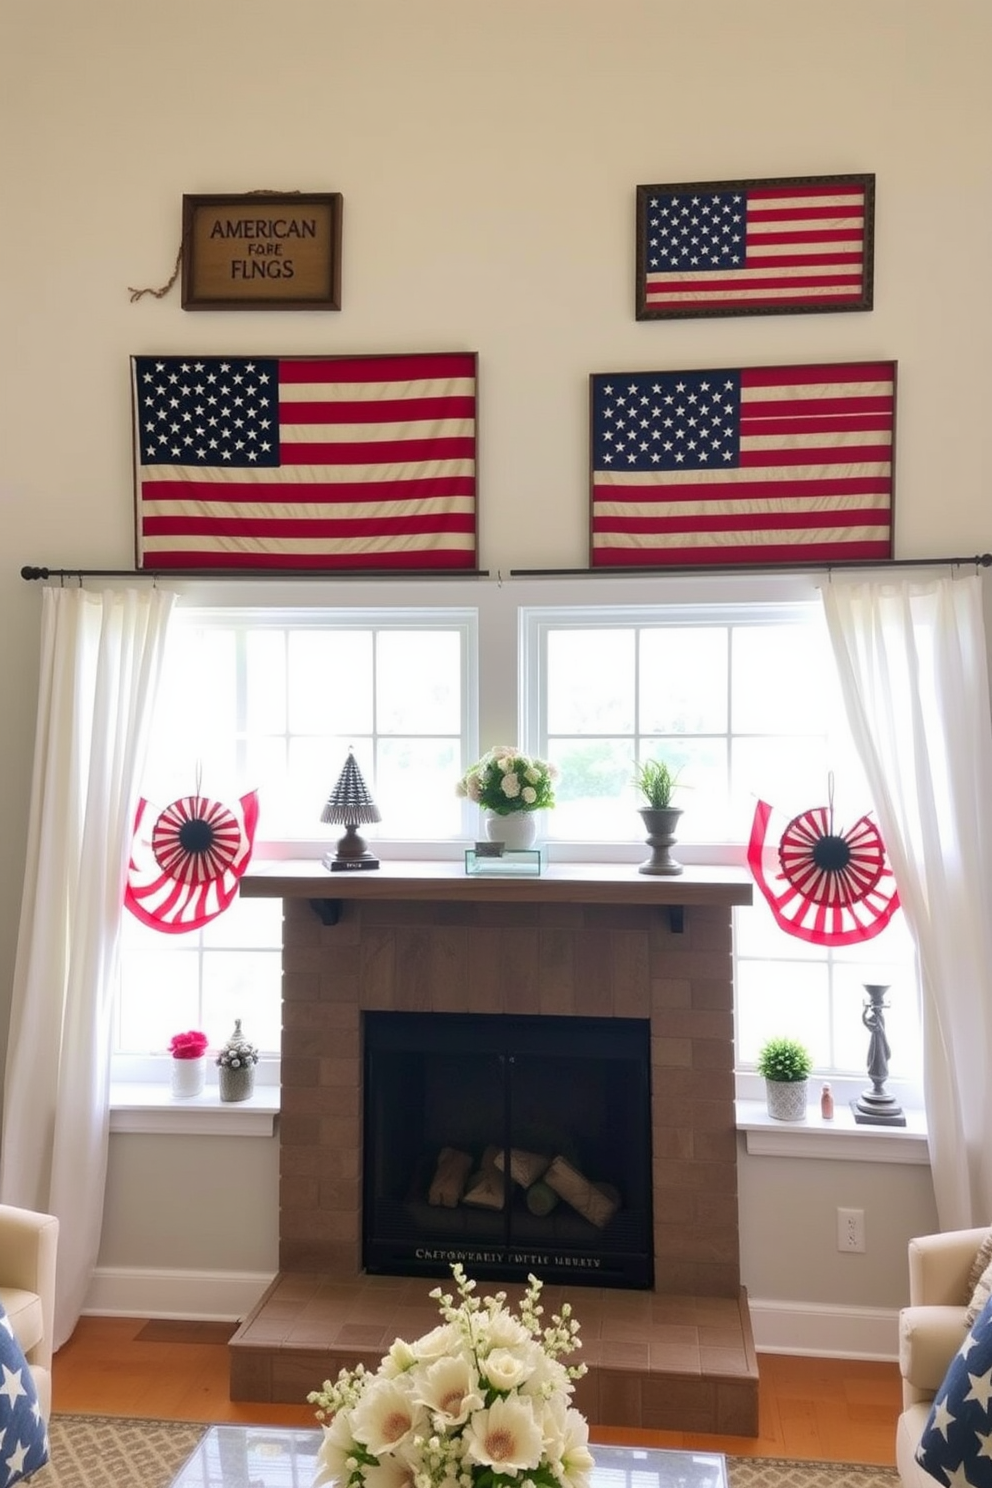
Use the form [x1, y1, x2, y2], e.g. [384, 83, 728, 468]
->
[428, 1147, 473, 1207]
[462, 1144, 506, 1210]
[543, 1155, 618, 1228]
[493, 1148, 550, 1188]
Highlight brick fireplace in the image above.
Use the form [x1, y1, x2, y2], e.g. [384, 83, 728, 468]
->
[230, 861, 759, 1435]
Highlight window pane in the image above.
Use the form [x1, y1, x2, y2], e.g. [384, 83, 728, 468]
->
[377, 631, 461, 734]
[288, 631, 373, 734]
[640, 627, 728, 732]
[246, 630, 286, 735]
[547, 630, 634, 733]
[376, 736, 461, 837]
[732, 622, 833, 735]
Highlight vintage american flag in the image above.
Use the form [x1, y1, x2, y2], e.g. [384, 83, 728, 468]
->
[590, 360, 895, 569]
[132, 351, 478, 570]
[637, 175, 874, 318]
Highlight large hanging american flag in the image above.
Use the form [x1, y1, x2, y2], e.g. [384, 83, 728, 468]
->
[131, 352, 478, 571]
[590, 359, 895, 569]
[636, 174, 874, 319]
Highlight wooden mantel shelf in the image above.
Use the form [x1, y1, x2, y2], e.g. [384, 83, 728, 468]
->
[240, 858, 753, 910]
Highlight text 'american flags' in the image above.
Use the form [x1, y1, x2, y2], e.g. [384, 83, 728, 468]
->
[637, 175, 873, 318]
[590, 360, 895, 569]
[132, 351, 478, 571]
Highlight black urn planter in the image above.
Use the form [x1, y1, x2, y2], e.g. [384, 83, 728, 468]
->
[637, 805, 683, 876]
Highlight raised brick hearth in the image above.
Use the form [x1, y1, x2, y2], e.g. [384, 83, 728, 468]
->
[230, 862, 758, 1434]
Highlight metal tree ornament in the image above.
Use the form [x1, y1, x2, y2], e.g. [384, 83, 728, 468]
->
[321, 748, 382, 871]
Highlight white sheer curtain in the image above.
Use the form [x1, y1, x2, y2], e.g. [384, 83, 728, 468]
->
[0, 585, 175, 1347]
[822, 571, 992, 1229]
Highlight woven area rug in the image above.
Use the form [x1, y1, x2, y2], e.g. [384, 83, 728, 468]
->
[32, 1415, 206, 1488]
[27, 1415, 901, 1488]
[728, 1461, 899, 1488]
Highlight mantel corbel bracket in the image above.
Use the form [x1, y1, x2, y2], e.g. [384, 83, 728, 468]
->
[667, 905, 685, 934]
[309, 899, 343, 926]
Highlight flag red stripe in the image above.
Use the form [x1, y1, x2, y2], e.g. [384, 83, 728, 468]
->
[748, 184, 867, 203]
[742, 363, 893, 387]
[742, 396, 893, 419]
[598, 509, 891, 535]
[739, 413, 891, 435]
[140, 476, 475, 504]
[646, 293, 863, 310]
[284, 396, 476, 423]
[648, 273, 863, 293]
[278, 353, 474, 383]
[741, 251, 864, 268]
[746, 229, 863, 245]
[738, 444, 891, 468]
[594, 539, 891, 567]
[142, 513, 477, 538]
[747, 205, 864, 223]
[281, 437, 475, 465]
[593, 476, 891, 502]
[144, 548, 478, 571]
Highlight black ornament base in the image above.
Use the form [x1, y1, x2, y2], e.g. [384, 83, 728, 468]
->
[323, 852, 380, 872]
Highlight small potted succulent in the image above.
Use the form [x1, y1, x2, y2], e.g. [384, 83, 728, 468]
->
[632, 757, 684, 876]
[756, 1035, 813, 1122]
[216, 1019, 259, 1103]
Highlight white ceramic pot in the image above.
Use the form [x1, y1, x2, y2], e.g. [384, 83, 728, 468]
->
[170, 1055, 206, 1099]
[485, 811, 539, 851]
[765, 1077, 808, 1122]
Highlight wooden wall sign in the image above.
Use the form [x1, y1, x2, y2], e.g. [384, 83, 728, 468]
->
[181, 192, 342, 311]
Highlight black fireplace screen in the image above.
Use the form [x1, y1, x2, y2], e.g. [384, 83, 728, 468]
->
[362, 1011, 654, 1289]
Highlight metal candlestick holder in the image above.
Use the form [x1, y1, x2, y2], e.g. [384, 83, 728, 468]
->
[851, 983, 906, 1126]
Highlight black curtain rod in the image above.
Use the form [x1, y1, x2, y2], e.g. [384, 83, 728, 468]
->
[509, 553, 992, 579]
[20, 566, 491, 582]
[20, 555, 992, 583]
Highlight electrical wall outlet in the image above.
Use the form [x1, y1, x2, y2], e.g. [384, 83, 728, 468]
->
[837, 1207, 866, 1253]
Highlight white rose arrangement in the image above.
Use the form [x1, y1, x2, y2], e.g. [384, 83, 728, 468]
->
[456, 748, 559, 816]
[308, 1265, 593, 1488]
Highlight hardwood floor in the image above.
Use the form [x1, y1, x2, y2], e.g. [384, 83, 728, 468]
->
[51, 1317, 902, 1466]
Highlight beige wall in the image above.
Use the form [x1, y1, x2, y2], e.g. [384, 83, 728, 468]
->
[2, 0, 975, 1343]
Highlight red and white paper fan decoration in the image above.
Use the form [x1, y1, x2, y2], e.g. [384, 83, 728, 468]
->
[125, 789, 259, 933]
[747, 791, 900, 946]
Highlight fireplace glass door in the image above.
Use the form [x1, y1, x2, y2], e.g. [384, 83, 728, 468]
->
[362, 1011, 653, 1288]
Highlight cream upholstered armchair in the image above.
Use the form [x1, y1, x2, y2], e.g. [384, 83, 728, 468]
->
[0, 1204, 59, 1422]
[897, 1226, 991, 1488]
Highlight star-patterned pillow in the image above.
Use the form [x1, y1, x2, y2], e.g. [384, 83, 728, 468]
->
[917, 1289, 992, 1487]
[0, 1304, 48, 1485]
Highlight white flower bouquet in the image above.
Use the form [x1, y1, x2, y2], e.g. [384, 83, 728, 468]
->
[309, 1265, 592, 1488]
[456, 747, 559, 816]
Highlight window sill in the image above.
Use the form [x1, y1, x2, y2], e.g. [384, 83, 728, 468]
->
[735, 1098, 929, 1163]
[109, 1083, 279, 1136]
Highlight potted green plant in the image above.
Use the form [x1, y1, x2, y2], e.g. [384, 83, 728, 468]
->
[633, 757, 684, 876]
[756, 1035, 813, 1122]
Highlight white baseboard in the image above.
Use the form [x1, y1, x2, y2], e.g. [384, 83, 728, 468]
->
[82, 1270, 900, 1363]
[748, 1297, 899, 1361]
[82, 1266, 276, 1322]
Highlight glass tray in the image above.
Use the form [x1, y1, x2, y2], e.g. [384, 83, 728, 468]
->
[464, 848, 544, 876]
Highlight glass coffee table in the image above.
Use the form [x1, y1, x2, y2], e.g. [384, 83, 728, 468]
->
[169, 1425, 728, 1488]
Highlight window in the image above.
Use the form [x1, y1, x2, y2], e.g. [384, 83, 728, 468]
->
[116, 606, 475, 1064]
[522, 600, 921, 1090]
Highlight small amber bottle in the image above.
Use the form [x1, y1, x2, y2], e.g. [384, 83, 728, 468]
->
[820, 1082, 835, 1120]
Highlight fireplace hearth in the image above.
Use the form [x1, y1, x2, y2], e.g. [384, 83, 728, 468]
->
[230, 861, 759, 1435]
[362, 1010, 653, 1288]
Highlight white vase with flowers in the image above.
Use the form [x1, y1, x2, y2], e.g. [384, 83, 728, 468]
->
[309, 1264, 592, 1488]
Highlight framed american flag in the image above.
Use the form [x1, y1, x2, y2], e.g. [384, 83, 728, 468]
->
[589, 358, 896, 569]
[131, 351, 479, 573]
[635, 173, 875, 320]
